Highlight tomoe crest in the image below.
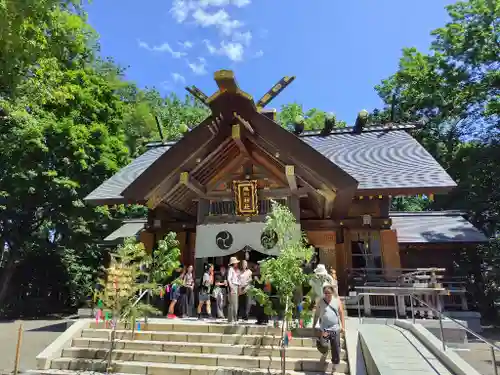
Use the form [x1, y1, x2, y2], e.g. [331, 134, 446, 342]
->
[215, 231, 234, 250]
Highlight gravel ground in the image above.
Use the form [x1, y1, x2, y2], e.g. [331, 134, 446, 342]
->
[0, 319, 73, 374]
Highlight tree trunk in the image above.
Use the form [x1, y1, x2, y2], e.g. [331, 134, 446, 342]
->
[0, 256, 17, 306]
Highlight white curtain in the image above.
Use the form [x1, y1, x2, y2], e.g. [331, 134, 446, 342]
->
[194, 223, 301, 258]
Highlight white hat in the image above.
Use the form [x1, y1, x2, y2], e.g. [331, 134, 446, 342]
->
[228, 256, 240, 266]
[314, 264, 328, 275]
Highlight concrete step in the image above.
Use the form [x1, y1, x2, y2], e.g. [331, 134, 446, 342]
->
[71, 338, 347, 360]
[80, 329, 345, 348]
[89, 321, 318, 337]
[32, 367, 347, 375]
[51, 357, 349, 374]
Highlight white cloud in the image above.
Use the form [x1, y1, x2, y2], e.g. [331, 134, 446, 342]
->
[203, 39, 244, 62]
[138, 40, 187, 58]
[220, 41, 244, 61]
[232, 31, 252, 46]
[179, 40, 193, 49]
[203, 39, 218, 54]
[187, 57, 208, 75]
[171, 73, 186, 84]
[170, 0, 194, 23]
[198, 0, 251, 7]
[192, 8, 243, 35]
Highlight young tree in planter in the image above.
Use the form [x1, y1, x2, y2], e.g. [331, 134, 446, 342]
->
[94, 232, 181, 325]
[252, 201, 314, 323]
[94, 237, 159, 325]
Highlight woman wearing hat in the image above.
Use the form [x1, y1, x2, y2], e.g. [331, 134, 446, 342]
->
[227, 256, 240, 324]
[310, 264, 336, 327]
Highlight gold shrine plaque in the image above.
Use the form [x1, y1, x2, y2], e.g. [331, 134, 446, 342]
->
[233, 180, 258, 216]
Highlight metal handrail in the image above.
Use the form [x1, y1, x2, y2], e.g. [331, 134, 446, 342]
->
[356, 292, 399, 322]
[409, 294, 500, 375]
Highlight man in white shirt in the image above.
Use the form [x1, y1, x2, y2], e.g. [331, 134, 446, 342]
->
[227, 256, 240, 324]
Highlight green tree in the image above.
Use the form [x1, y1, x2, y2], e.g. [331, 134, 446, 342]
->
[252, 202, 314, 320]
[374, 0, 500, 320]
[277, 103, 347, 131]
[374, 0, 500, 235]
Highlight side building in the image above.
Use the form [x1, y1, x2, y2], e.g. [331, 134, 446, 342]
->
[85, 70, 488, 308]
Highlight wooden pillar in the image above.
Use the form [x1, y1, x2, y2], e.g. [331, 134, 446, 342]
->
[380, 229, 401, 279]
[139, 231, 155, 254]
[176, 232, 187, 265]
[187, 231, 196, 269]
[336, 229, 352, 294]
[319, 247, 336, 273]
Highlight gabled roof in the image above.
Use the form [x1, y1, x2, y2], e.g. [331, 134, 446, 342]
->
[301, 129, 457, 194]
[85, 126, 456, 204]
[390, 211, 488, 244]
[85, 144, 173, 205]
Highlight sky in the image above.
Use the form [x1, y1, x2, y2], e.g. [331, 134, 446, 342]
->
[86, 0, 454, 125]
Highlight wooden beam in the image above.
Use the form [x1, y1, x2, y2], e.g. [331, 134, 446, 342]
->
[185, 86, 209, 106]
[206, 154, 247, 191]
[232, 124, 248, 155]
[285, 165, 298, 193]
[205, 187, 309, 200]
[180, 172, 206, 196]
[249, 149, 287, 185]
[256, 76, 296, 109]
[214, 70, 239, 93]
[234, 112, 255, 134]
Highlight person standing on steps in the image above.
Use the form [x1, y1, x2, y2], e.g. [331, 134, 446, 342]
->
[314, 284, 345, 366]
[197, 263, 214, 320]
[182, 265, 195, 318]
[167, 265, 185, 318]
[213, 265, 228, 319]
[239, 260, 253, 321]
[310, 264, 336, 327]
[227, 257, 240, 324]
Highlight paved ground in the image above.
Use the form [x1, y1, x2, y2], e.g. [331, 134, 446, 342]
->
[0, 319, 73, 374]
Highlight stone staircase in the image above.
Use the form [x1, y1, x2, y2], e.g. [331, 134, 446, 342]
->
[39, 320, 349, 375]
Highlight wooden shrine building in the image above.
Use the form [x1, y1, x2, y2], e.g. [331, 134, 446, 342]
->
[85, 70, 488, 295]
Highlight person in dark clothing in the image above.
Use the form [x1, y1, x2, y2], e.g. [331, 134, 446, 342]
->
[182, 265, 195, 318]
[213, 265, 228, 319]
[253, 264, 269, 325]
[167, 265, 184, 318]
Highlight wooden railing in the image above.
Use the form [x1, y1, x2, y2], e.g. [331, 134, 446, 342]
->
[345, 268, 469, 315]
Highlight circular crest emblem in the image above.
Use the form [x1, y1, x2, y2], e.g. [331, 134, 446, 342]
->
[215, 231, 234, 250]
[261, 230, 278, 250]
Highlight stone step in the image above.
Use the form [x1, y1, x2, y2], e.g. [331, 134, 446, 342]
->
[89, 322, 318, 337]
[51, 356, 349, 374]
[80, 329, 345, 348]
[71, 338, 347, 360]
[32, 367, 347, 375]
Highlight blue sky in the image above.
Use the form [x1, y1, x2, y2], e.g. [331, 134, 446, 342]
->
[86, 0, 453, 124]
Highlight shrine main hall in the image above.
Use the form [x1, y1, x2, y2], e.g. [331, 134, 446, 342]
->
[85, 70, 487, 294]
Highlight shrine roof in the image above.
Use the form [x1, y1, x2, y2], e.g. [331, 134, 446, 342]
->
[84, 125, 457, 204]
[390, 211, 488, 243]
[301, 128, 457, 193]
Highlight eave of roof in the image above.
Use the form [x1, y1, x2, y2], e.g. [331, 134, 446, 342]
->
[390, 210, 488, 244]
[84, 124, 457, 205]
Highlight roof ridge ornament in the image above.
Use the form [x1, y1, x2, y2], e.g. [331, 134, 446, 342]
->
[256, 75, 296, 110]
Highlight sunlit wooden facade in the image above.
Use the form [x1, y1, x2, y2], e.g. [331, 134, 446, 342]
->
[86, 70, 488, 295]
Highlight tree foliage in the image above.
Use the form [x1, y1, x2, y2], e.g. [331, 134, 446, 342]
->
[277, 103, 347, 131]
[374, 0, 499, 318]
[252, 202, 314, 320]
[0, 0, 204, 316]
